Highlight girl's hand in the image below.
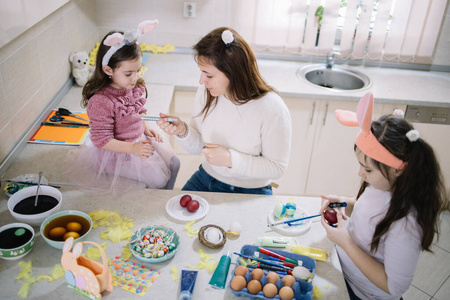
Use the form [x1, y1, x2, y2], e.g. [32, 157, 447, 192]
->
[201, 143, 232, 167]
[320, 195, 349, 220]
[145, 128, 163, 143]
[132, 140, 155, 158]
[156, 113, 185, 136]
[320, 210, 352, 247]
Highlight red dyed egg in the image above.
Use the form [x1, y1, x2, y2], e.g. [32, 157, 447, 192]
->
[324, 209, 337, 224]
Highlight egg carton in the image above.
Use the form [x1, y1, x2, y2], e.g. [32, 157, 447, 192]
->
[229, 244, 315, 300]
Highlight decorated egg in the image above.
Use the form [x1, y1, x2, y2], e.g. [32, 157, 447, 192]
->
[228, 221, 243, 236]
[285, 202, 297, 217]
[273, 202, 286, 219]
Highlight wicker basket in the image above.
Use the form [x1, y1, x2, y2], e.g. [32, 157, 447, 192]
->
[198, 224, 227, 248]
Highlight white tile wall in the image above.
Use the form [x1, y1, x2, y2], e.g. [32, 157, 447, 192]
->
[0, 0, 98, 166]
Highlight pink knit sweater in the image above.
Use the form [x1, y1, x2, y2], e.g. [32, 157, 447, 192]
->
[87, 86, 147, 148]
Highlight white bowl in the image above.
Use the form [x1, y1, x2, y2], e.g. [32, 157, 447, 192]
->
[40, 210, 92, 249]
[7, 186, 62, 226]
[0, 223, 35, 260]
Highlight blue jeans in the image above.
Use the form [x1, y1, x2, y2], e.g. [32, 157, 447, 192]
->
[182, 165, 273, 195]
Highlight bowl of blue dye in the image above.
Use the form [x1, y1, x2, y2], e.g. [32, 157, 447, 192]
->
[0, 223, 35, 260]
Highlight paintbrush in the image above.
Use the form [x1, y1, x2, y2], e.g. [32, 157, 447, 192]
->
[267, 214, 321, 227]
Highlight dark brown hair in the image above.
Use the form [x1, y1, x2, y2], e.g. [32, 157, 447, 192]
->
[81, 31, 146, 107]
[193, 27, 276, 118]
[356, 115, 446, 252]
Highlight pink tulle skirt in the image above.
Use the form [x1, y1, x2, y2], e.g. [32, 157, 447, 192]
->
[63, 134, 180, 194]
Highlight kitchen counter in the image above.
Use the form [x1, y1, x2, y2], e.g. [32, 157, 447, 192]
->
[0, 187, 347, 299]
[143, 53, 450, 107]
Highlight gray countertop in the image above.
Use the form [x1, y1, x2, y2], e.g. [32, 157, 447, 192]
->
[0, 187, 347, 299]
[143, 53, 450, 108]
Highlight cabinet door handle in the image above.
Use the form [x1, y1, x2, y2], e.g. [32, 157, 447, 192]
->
[323, 103, 329, 126]
[310, 102, 316, 125]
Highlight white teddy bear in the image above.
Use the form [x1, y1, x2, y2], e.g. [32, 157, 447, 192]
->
[69, 51, 94, 86]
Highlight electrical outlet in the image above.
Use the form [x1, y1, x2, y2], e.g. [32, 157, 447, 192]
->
[183, 2, 196, 18]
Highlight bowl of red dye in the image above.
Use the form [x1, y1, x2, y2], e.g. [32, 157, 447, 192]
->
[7, 186, 62, 226]
[0, 223, 35, 260]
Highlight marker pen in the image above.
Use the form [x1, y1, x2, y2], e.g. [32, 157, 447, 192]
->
[328, 202, 347, 208]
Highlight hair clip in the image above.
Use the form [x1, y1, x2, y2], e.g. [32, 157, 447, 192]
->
[102, 20, 159, 67]
[406, 129, 420, 142]
[221, 30, 234, 47]
[392, 108, 405, 118]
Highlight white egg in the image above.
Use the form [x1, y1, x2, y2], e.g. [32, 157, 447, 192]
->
[228, 221, 242, 234]
[292, 266, 311, 280]
[204, 227, 223, 244]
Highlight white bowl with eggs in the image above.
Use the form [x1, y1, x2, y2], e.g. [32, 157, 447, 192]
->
[40, 210, 92, 249]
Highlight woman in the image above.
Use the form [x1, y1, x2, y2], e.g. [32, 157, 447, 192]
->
[157, 27, 291, 195]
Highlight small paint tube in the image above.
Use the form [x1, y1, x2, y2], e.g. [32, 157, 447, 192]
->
[180, 270, 198, 300]
[208, 251, 231, 290]
[286, 244, 327, 262]
[255, 236, 298, 248]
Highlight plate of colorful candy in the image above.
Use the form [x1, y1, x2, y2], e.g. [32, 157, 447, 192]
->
[129, 226, 179, 263]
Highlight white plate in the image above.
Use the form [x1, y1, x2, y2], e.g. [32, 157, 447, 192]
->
[267, 207, 312, 236]
[4, 174, 49, 197]
[165, 194, 209, 222]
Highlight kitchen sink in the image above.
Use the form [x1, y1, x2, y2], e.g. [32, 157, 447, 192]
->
[297, 64, 372, 91]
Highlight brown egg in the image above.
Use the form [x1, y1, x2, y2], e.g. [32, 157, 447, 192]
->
[251, 268, 264, 280]
[48, 226, 66, 238]
[279, 286, 294, 300]
[66, 221, 82, 232]
[281, 274, 296, 287]
[63, 231, 80, 240]
[230, 275, 247, 291]
[266, 271, 280, 284]
[234, 265, 249, 277]
[247, 279, 262, 295]
[263, 282, 278, 298]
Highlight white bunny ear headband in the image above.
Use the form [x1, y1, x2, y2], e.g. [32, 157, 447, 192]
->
[102, 20, 159, 67]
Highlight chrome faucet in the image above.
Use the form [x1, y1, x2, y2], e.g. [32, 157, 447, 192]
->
[326, 52, 334, 69]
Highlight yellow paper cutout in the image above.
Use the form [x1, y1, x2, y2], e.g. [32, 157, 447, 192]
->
[313, 285, 323, 298]
[170, 266, 179, 280]
[82, 241, 108, 261]
[89, 210, 134, 243]
[184, 220, 199, 237]
[121, 246, 132, 260]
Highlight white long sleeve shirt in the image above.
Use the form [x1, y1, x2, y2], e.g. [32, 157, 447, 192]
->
[176, 85, 292, 188]
[337, 185, 422, 300]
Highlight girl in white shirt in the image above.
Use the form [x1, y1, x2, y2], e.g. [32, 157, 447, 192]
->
[157, 27, 291, 194]
[320, 93, 446, 300]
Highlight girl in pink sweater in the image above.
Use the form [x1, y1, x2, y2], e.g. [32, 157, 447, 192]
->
[65, 21, 179, 193]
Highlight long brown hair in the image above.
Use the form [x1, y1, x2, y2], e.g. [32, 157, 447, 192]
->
[193, 27, 276, 119]
[356, 115, 446, 252]
[81, 31, 147, 108]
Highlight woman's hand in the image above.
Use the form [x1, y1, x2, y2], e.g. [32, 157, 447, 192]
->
[144, 127, 163, 143]
[201, 142, 232, 167]
[132, 140, 155, 159]
[156, 113, 185, 136]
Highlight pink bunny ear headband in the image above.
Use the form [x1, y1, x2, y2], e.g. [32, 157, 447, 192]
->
[102, 20, 159, 67]
[335, 93, 409, 170]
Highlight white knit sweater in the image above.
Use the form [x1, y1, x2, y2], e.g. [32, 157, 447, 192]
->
[176, 85, 292, 188]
